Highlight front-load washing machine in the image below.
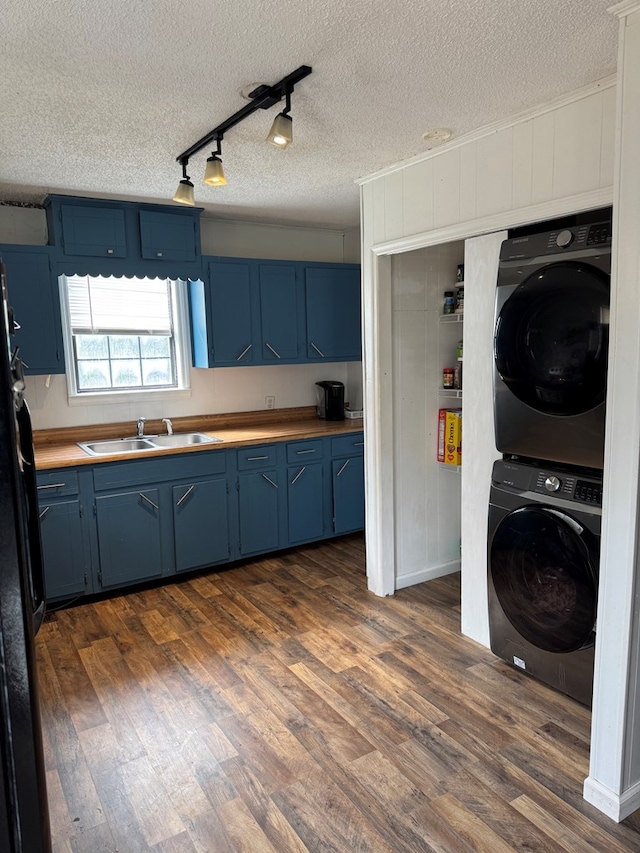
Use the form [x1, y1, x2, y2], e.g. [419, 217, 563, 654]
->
[488, 458, 601, 707]
[494, 214, 611, 469]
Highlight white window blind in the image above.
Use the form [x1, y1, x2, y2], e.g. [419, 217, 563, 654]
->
[67, 275, 172, 335]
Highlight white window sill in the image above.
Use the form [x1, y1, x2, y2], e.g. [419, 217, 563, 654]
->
[67, 387, 192, 407]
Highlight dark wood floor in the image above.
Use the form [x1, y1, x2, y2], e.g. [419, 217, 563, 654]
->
[37, 533, 640, 852]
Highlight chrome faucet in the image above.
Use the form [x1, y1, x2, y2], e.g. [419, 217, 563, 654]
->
[136, 417, 146, 437]
[162, 418, 173, 436]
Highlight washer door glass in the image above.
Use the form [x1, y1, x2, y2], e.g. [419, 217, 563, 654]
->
[490, 506, 598, 653]
[495, 261, 609, 415]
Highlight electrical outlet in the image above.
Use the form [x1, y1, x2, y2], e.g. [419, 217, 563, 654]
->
[265, 395, 275, 409]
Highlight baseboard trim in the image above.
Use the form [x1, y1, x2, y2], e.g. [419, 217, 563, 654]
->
[395, 560, 460, 590]
[583, 776, 640, 822]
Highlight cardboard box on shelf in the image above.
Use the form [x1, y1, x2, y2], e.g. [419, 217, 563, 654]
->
[444, 409, 462, 466]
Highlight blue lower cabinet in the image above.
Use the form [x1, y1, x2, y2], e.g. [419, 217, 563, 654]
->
[238, 469, 281, 556]
[287, 462, 324, 544]
[173, 478, 230, 571]
[95, 489, 163, 589]
[38, 499, 87, 601]
[332, 454, 365, 534]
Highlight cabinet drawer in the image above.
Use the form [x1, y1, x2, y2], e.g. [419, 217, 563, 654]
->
[331, 433, 364, 457]
[93, 450, 227, 490]
[286, 439, 324, 464]
[237, 445, 278, 470]
[36, 470, 79, 497]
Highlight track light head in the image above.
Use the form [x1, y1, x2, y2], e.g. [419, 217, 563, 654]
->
[203, 136, 227, 186]
[204, 155, 227, 186]
[173, 161, 195, 206]
[267, 112, 293, 149]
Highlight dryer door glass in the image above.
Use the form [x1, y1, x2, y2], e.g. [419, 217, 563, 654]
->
[495, 261, 609, 416]
[490, 506, 598, 653]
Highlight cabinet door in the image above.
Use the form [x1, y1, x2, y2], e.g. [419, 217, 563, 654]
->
[332, 455, 365, 534]
[0, 246, 64, 374]
[95, 489, 162, 588]
[60, 204, 127, 257]
[287, 462, 324, 544]
[238, 470, 280, 556]
[306, 267, 361, 360]
[209, 261, 255, 365]
[259, 264, 299, 361]
[173, 478, 230, 571]
[38, 500, 87, 601]
[139, 211, 198, 263]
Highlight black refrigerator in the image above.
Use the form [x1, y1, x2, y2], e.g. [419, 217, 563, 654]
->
[0, 261, 51, 851]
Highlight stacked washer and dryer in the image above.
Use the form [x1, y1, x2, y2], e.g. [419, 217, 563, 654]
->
[488, 210, 612, 707]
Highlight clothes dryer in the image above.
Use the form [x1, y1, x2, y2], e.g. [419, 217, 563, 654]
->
[494, 216, 611, 469]
[488, 458, 601, 707]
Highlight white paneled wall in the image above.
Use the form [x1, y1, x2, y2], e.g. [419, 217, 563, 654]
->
[368, 79, 615, 248]
[0, 206, 361, 429]
[460, 232, 506, 647]
[391, 244, 464, 588]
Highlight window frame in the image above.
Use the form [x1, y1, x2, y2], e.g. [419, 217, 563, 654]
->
[59, 274, 192, 404]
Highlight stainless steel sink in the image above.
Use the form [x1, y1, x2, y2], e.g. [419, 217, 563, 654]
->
[149, 432, 221, 448]
[78, 438, 157, 456]
[78, 432, 221, 456]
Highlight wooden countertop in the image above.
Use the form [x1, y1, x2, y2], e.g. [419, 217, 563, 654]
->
[34, 406, 364, 470]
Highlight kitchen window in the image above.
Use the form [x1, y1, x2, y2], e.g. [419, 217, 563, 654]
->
[59, 274, 191, 398]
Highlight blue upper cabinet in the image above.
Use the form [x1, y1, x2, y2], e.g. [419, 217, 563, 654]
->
[59, 204, 127, 258]
[202, 260, 256, 366]
[306, 265, 362, 361]
[139, 210, 199, 263]
[190, 256, 361, 368]
[259, 263, 300, 361]
[44, 195, 203, 278]
[0, 245, 64, 374]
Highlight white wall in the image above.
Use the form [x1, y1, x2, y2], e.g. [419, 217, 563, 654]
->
[391, 244, 464, 589]
[0, 206, 361, 429]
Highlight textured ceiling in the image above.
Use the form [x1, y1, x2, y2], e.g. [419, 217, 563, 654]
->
[0, 0, 618, 229]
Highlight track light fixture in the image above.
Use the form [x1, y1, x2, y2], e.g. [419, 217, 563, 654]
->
[173, 65, 311, 202]
[172, 160, 195, 206]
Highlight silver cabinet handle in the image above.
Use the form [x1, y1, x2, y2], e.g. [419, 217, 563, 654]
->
[38, 506, 50, 520]
[336, 459, 350, 477]
[139, 493, 159, 510]
[310, 342, 325, 357]
[265, 342, 281, 359]
[156, 251, 163, 258]
[354, 442, 364, 447]
[236, 343, 252, 361]
[107, 248, 114, 255]
[176, 485, 194, 507]
[291, 466, 306, 485]
[296, 449, 316, 455]
[262, 474, 278, 489]
[37, 482, 66, 490]
[248, 455, 269, 461]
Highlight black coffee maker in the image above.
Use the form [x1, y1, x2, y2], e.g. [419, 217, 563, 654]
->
[315, 381, 345, 420]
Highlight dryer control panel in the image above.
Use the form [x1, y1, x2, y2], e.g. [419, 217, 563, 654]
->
[501, 220, 612, 261]
[493, 459, 603, 508]
[533, 469, 602, 506]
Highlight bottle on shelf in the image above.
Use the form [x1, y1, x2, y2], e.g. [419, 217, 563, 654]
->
[443, 291, 455, 315]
